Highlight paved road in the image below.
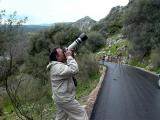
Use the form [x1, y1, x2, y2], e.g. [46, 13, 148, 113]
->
[90, 62, 160, 120]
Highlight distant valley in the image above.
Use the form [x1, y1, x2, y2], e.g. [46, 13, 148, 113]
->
[22, 16, 96, 32]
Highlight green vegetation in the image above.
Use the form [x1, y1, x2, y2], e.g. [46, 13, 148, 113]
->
[91, 6, 124, 35]
[95, 0, 160, 73]
[76, 74, 100, 99]
[0, 71, 100, 120]
[97, 34, 128, 57]
[151, 48, 160, 69]
[86, 32, 105, 52]
[1, 0, 160, 119]
[0, 14, 103, 119]
[123, 0, 160, 64]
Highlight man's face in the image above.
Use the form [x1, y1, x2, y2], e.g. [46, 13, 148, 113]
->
[56, 48, 66, 62]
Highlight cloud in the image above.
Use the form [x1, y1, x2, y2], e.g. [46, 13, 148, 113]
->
[0, 0, 128, 24]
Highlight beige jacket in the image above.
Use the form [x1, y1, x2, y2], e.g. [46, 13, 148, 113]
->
[47, 56, 79, 103]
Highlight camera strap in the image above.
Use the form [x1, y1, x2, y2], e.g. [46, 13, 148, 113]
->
[72, 77, 77, 87]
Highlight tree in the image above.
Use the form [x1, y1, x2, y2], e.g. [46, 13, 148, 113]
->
[123, 0, 160, 59]
[0, 10, 37, 119]
[26, 24, 81, 81]
[0, 10, 5, 54]
[151, 47, 160, 68]
[86, 32, 105, 52]
[91, 6, 125, 35]
[0, 10, 28, 54]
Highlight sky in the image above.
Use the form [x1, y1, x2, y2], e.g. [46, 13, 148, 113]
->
[0, 0, 129, 25]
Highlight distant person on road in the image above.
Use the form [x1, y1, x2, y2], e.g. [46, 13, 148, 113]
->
[105, 55, 108, 62]
[102, 55, 105, 65]
[47, 48, 88, 120]
[158, 74, 160, 88]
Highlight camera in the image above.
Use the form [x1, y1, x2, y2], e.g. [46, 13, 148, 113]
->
[67, 33, 88, 50]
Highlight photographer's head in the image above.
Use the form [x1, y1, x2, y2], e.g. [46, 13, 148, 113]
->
[49, 48, 66, 63]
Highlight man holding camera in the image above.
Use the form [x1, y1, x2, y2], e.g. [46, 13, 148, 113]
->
[47, 48, 88, 120]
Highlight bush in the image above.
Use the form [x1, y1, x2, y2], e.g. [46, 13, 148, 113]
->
[76, 53, 99, 81]
[0, 99, 3, 116]
[86, 32, 105, 52]
[151, 48, 160, 68]
[123, 0, 160, 57]
[4, 73, 54, 119]
[91, 6, 124, 35]
[26, 25, 81, 80]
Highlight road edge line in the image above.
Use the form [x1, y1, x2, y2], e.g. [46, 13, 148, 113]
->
[124, 63, 158, 76]
[85, 66, 107, 119]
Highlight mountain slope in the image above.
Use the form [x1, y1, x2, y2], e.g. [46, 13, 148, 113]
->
[71, 16, 96, 31]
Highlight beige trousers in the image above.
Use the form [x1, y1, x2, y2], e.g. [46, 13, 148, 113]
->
[55, 99, 88, 120]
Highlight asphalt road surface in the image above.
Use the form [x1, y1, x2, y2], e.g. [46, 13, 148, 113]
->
[90, 62, 160, 120]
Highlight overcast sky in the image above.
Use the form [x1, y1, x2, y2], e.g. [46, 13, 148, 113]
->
[0, 0, 129, 25]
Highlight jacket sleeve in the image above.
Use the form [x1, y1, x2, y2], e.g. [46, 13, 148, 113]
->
[56, 56, 79, 77]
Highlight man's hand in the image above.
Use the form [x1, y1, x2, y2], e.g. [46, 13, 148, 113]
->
[64, 49, 73, 58]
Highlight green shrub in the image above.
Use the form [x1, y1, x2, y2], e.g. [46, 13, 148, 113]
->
[151, 48, 160, 68]
[0, 101, 3, 116]
[76, 53, 99, 81]
[123, 0, 160, 57]
[86, 32, 105, 52]
[76, 73, 100, 99]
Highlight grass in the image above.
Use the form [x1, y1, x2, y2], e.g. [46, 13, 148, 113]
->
[76, 73, 100, 99]
[0, 72, 101, 120]
[127, 55, 160, 74]
[102, 34, 128, 56]
[0, 113, 17, 120]
[101, 33, 160, 74]
[3, 97, 14, 113]
[0, 102, 57, 120]
[149, 67, 160, 74]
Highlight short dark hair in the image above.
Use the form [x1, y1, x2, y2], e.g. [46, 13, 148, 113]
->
[49, 48, 58, 61]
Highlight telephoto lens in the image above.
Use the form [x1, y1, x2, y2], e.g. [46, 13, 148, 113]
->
[68, 33, 88, 50]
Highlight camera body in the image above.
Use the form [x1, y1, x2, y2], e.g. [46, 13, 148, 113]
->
[67, 33, 88, 87]
[67, 33, 88, 50]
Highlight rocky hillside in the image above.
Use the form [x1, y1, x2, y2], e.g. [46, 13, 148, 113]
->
[71, 16, 96, 31]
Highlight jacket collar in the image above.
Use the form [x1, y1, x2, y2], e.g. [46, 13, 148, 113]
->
[46, 61, 63, 70]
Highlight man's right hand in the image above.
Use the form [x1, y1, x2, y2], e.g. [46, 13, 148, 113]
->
[64, 49, 73, 58]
